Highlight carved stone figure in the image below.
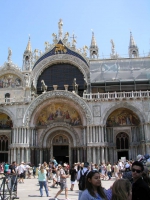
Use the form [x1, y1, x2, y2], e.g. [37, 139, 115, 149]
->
[110, 39, 115, 55]
[58, 19, 63, 39]
[63, 32, 69, 43]
[55, 44, 67, 54]
[52, 33, 58, 44]
[41, 80, 47, 93]
[31, 80, 37, 97]
[7, 48, 12, 62]
[83, 45, 88, 56]
[24, 74, 29, 87]
[73, 78, 78, 94]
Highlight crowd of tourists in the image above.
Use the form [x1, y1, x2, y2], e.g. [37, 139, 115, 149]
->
[0, 155, 150, 200]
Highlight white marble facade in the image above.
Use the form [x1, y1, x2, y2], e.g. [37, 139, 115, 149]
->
[0, 21, 150, 166]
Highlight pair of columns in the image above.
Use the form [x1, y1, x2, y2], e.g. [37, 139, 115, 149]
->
[10, 147, 30, 164]
[53, 85, 69, 91]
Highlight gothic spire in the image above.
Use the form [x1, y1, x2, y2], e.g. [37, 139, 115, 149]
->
[128, 32, 139, 58]
[90, 31, 99, 59]
[129, 31, 136, 47]
[26, 36, 32, 52]
[91, 31, 97, 47]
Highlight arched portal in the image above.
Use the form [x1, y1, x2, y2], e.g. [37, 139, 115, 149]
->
[116, 132, 129, 160]
[0, 135, 8, 162]
[106, 107, 141, 162]
[52, 133, 69, 164]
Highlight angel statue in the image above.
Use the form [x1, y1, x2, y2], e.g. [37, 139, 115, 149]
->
[41, 80, 47, 93]
[110, 39, 115, 55]
[7, 48, 12, 62]
[72, 78, 78, 94]
[83, 45, 88, 56]
[52, 33, 58, 44]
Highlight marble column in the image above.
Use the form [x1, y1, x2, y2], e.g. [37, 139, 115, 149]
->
[95, 127, 98, 143]
[144, 124, 149, 141]
[31, 129, 34, 146]
[16, 128, 18, 143]
[105, 147, 108, 162]
[146, 144, 150, 155]
[93, 127, 95, 142]
[14, 148, 16, 161]
[24, 128, 27, 144]
[97, 147, 100, 164]
[12, 128, 15, 143]
[101, 127, 104, 142]
[87, 126, 89, 143]
[92, 147, 96, 163]
[83, 128, 86, 145]
[21, 148, 24, 162]
[98, 126, 101, 142]
[77, 148, 80, 162]
[101, 147, 104, 163]
[40, 149, 43, 164]
[69, 146, 71, 165]
[17, 148, 20, 164]
[87, 147, 91, 163]
[89, 126, 92, 142]
[27, 128, 30, 144]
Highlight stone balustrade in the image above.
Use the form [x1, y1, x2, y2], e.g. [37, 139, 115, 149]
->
[0, 96, 33, 104]
[83, 90, 150, 100]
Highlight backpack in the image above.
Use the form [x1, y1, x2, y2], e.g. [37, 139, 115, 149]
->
[78, 169, 89, 190]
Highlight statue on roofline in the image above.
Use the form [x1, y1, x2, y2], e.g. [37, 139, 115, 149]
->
[7, 48, 12, 62]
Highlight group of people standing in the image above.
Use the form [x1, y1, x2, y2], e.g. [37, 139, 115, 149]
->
[77, 160, 150, 200]
[36, 158, 150, 200]
[1, 157, 150, 200]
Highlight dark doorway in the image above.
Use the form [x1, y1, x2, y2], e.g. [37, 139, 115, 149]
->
[0, 153, 8, 162]
[53, 145, 69, 164]
[117, 151, 129, 160]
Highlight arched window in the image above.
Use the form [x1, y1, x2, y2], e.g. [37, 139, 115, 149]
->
[0, 135, 8, 151]
[5, 93, 10, 102]
[116, 132, 129, 149]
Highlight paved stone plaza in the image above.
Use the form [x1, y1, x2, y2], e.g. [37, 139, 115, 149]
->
[17, 177, 115, 200]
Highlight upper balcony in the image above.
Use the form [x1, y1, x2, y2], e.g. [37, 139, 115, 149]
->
[83, 90, 150, 101]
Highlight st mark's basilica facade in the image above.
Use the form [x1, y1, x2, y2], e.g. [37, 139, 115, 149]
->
[0, 19, 150, 166]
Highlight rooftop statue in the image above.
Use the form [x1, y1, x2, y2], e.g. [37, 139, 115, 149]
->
[7, 48, 12, 62]
[110, 39, 115, 55]
[58, 19, 63, 39]
[52, 33, 58, 44]
[72, 78, 78, 94]
[41, 80, 47, 93]
[55, 44, 67, 54]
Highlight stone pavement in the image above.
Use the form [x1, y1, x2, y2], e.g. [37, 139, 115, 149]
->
[17, 176, 115, 200]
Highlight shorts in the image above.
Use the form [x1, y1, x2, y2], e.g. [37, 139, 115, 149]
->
[71, 180, 76, 184]
[52, 174, 57, 179]
[20, 173, 24, 178]
[60, 182, 67, 190]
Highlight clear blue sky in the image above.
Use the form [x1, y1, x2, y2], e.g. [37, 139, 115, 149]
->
[0, 0, 150, 68]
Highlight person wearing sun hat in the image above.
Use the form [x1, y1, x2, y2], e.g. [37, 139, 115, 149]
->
[54, 163, 70, 200]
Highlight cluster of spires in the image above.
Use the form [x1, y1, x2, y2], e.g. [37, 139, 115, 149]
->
[6, 19, 149, 71]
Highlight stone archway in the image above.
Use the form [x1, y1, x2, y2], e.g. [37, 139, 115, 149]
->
[35, 122, 81, 165]
[32, 54, 90, 89]
[48, 131, 71, 164]
[104, 106, 142, 162]
[23, 90, 93, 127]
